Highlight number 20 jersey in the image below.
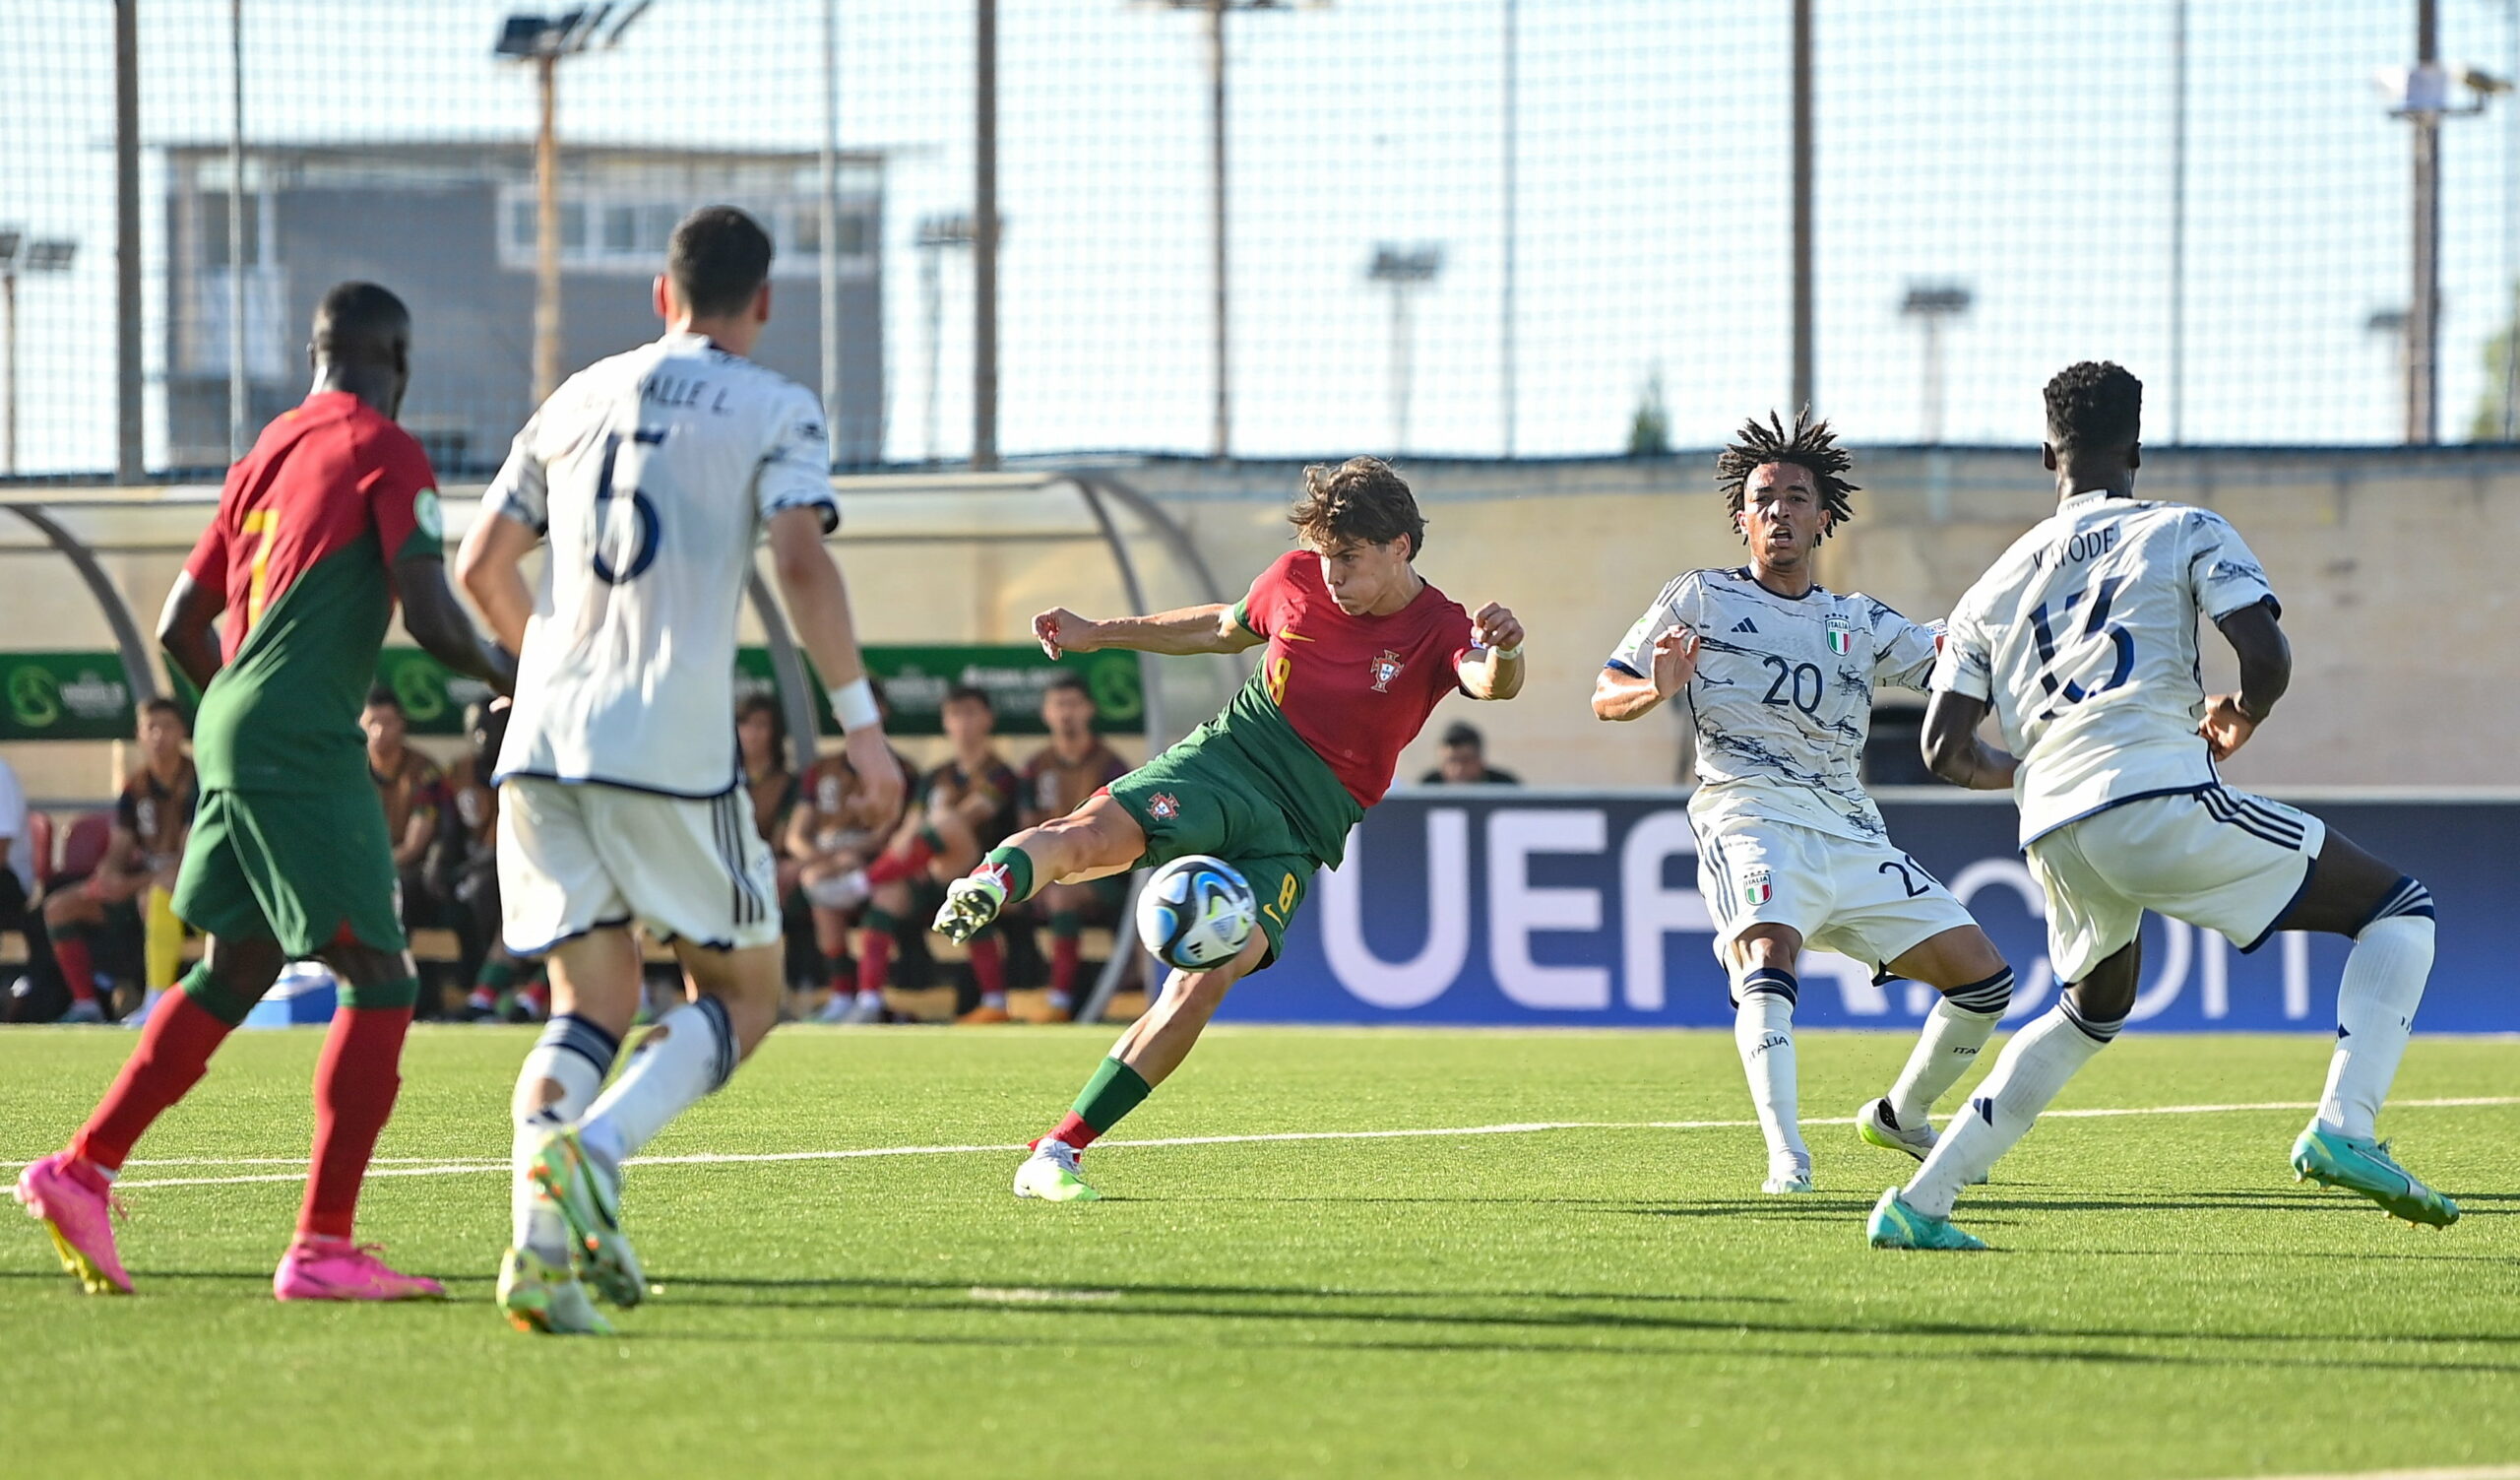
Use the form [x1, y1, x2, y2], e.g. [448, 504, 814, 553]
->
[1932, 492, 2278, 846]
[1606, 567, 1941, 844]
[485, 331, 839, 798]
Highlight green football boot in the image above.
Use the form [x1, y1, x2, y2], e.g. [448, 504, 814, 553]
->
[934, 871, 1009, 945]
[1867, 1188, 1988, 1252]
[2291, 1126, 2459, 1227]
[1012, 1141, 1102, 1202]
[528, 1127, 648, 1305]
[497, 1245, 613, 1336]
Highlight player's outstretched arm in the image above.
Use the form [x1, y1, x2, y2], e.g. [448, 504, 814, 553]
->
[1035, 604, 1263, 659]
[1593, 626, 1697, 721]
[1456, 603, 1527, 700]
[1921, 690, 2018, 791]
[156, 572, 227, 693]
[2199, 600, 2291, 761]
[767, 506, 904, 825]
[399, 551, 517, 693]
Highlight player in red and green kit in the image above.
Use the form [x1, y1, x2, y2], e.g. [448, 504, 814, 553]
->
[13, 283, 513, 1300]
[932, 457, 1527, 1201]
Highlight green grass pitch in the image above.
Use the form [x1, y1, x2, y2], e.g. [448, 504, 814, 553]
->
[3, 1024, 2516, 1479]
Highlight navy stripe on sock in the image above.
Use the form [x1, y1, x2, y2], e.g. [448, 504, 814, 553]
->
[1943, 967, 2014, 1015]
[2057, 996, 2125, 1046]
[538, 1012, 621, 1077]
[693, 996, 737, 1093]
[1735, 967, 1798, 1006]
[2360, 875, 2435, 931]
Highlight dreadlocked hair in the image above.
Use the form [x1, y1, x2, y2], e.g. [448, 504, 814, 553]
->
[1714, 409, 1857, 540]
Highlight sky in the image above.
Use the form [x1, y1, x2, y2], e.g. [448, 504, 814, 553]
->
[3, 0, 2518, 474]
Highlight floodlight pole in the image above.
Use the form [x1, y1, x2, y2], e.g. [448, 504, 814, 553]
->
[974, 0, 1000, 470]
[534, 50, 562, 406]
[228, 0, 250, 460]
[2168, 0, 2187, 445]
[819, 0, 844, 464]
[1790, 0, 1814, 416]
[1206, 0, 1230, 460]
[2, 269, 15, 476]
[114, 0, 142, 482]
[1500, 0, 1517, 457]
[2410, 0, 2441, 445]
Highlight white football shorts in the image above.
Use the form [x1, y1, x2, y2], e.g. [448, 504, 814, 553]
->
[498, 777, 783, 955]
[1694, 816, 1976, 974]
[2027, 785, 2325, 984]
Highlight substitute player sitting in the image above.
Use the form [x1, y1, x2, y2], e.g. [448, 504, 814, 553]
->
[44, 697, 197, 1024]
[933, 457, 1525, 1201]
[1018, 672, 1130, 1022]
[1596, 412, 2017, 1195]
[1870, 361, 2455, 1251]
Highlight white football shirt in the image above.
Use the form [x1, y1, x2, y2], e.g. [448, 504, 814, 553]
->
[485, 331, 839, 798]
[1933, 491, 2279, 845]
[1607, 566, 1941, 843]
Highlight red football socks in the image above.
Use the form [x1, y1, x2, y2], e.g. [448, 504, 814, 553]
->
[863, 831, 938, 887]
[969, 934, 1005, 1001]
[53, 932, 97, 1005]
[71, 988, 236, 1172]
[297, 1004, 411, 1241]
[854, 928, 895, 999]
[1045, 1112, 1100, 1152]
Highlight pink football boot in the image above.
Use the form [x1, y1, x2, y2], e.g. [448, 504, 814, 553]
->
[272, 1237, 448, 1302]
[15, 1152, 132, 1295]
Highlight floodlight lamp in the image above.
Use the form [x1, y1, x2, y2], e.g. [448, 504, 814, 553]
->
[25, 240, 75, 273]
[0, 230, 21, 270]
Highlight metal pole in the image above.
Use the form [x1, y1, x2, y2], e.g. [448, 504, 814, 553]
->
[227, 0, 249, 461]
[1790, 0, 1814, 415]
[922, 240, 943, 464]
[115, 0, 143, 482]
[819, 0, 844, 464]
[1500, 0, 1517, 457]
[534, 51, 561, 406]
[2411, 0, 2441, 444]
[2504, 0, 2519, 438]
[3, 273, 15, 476]
[973, 0, 999, 470]
[2169, 0, 2186, 445]
[1921, 316, 1943, 445]
[1207, 0, 1230, 460]
[1389, 282, 1408, 453]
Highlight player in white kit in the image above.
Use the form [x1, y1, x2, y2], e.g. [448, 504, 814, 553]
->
[1597, 412, 2018, 1194]
[1869, 361, 2454, 1251]
[455, 207, 904, 1331]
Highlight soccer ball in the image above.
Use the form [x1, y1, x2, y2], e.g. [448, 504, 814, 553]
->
[1135, 855, 1258, 972]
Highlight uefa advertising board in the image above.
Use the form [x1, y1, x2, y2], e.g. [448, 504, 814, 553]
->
[1220, 791, 2520, 1034]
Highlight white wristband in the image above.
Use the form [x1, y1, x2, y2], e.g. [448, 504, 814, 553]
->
[828, 677, 881, 733]
[1489, 644, 1524, 662]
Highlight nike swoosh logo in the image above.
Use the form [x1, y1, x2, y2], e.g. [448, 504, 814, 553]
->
[1279, 630, 1315, 643]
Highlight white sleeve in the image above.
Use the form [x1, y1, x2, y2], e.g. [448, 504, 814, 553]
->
[1606, 574, 1693, 676]
[482, 407, 549, 535]
[755, 383, 840, 534]
[1928, 590, 1994, 701]
[1867, 599, 1942, 692]
[0, 759, 25, 848]
[2184, 510, 2280, 621]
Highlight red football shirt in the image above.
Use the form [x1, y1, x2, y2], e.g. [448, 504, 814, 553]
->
[1232, 550, 1476, 808]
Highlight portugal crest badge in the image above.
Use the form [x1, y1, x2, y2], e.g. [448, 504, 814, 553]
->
[1148, 792, 1180, 821]
[1369, 649, 1405, 692]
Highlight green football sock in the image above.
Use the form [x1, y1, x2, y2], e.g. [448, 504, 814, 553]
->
[1070, 1056, 1153, 1133]
[982, 846, 1035, 904]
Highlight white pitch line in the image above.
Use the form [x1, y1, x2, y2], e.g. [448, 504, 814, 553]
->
[2196, 1467, 2520, 1480]
[22, 1094, 2509, 1191]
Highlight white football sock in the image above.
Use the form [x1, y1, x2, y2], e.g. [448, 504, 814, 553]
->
[2317, 908, 2434, 1140]
[578, 997, 737, 1170]
[1903, 998, 2117, 1218]
[511, 1014, 618, 1261]
[1732, 974, 1806, 1169]
[1887, 997, 2005, 1128]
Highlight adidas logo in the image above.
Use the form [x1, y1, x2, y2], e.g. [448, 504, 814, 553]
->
[1732, 618, 1758, 633]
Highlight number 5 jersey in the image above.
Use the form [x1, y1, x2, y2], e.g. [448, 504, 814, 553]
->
[1932, 493, 2280, 846]
[484, 331, 839, 798]
[1606, 566, 1942, 844]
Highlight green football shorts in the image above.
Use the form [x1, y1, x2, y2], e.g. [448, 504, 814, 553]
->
[173, 786, 408, 957]
[1103, 740, 1322, 969]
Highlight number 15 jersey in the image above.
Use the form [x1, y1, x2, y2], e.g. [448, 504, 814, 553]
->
[485, 331, 839, 798]
[1932, 492, 2278, 846]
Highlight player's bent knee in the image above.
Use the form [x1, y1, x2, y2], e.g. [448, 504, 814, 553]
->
[1938, 962, 2015, 1016]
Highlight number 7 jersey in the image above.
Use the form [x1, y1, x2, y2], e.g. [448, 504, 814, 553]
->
[1932, 491, 2279, 845]
[484, 330, 839, 798]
